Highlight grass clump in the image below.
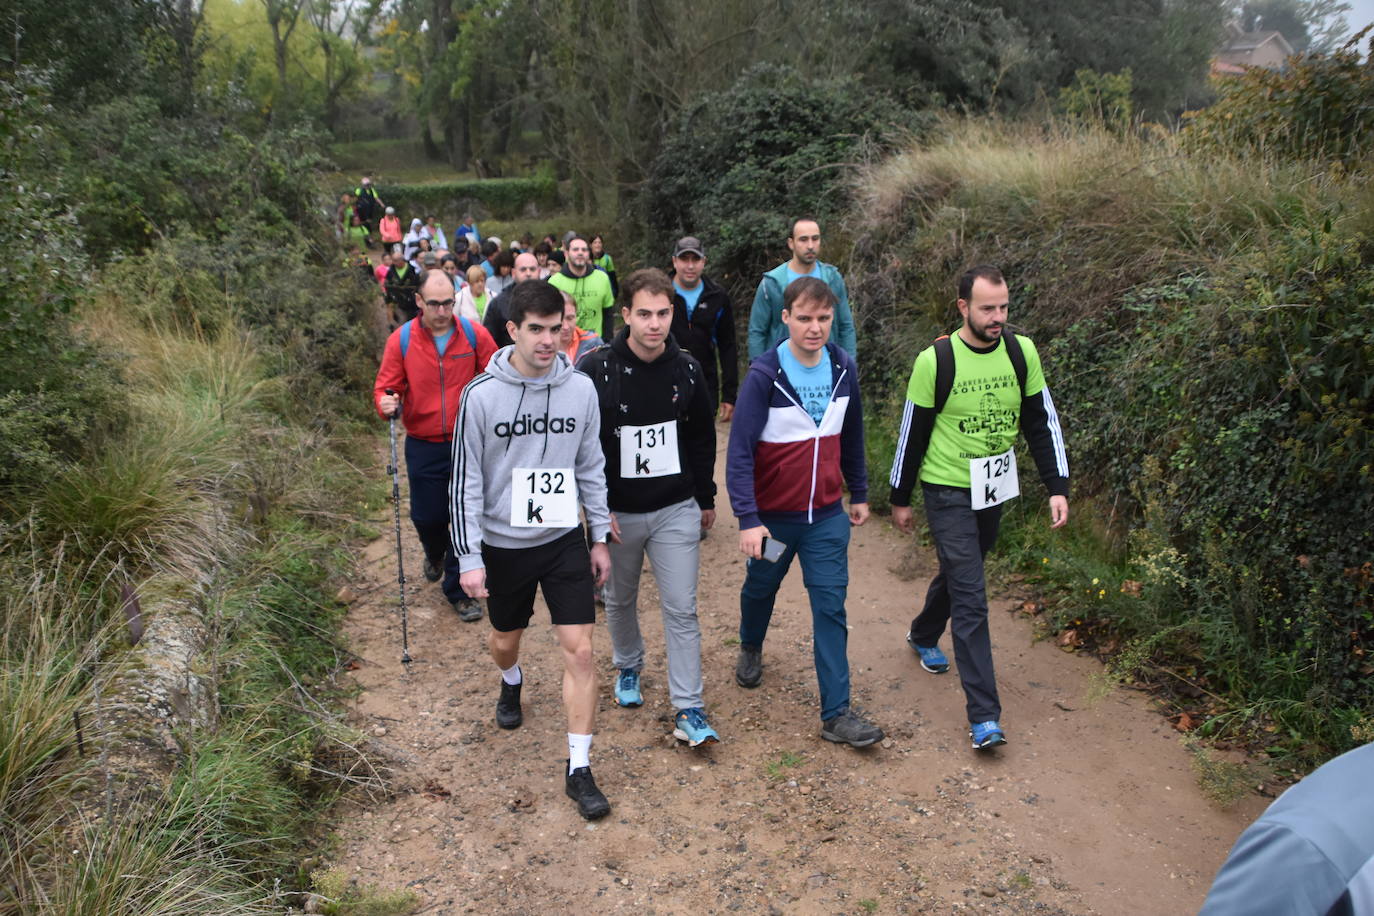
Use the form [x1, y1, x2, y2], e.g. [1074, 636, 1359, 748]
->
[310, 867, 420, 916]
[764, 750, 805, 781]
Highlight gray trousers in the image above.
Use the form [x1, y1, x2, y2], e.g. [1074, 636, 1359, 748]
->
[603, 497, 705, 710]
[912, 484, 1004, 722]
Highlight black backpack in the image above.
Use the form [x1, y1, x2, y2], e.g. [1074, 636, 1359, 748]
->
[932, 330, 1028, 413]
[582, 346, 697, 424]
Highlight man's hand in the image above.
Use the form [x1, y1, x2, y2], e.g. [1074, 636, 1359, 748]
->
[739, 525, 770, 560]
[718, 402, 734, 422]
[892, 505, 914, 534]
[1049, 495, 1069, 529]
[590, 542, 611, 586]
[608, 513, 622, 544]
[700, 509, 716, 531]
[849, 502, 870, 526]
[460, 567, 488, 599]
[379, 393, 400, 418]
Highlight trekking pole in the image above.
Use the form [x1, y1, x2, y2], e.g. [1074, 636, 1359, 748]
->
[384, 389, 412, 668]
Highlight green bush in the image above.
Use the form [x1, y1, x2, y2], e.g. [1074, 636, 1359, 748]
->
[380, 172, 558, 222]
[1183, 38, 1374, 164]
[643, 64, 928, 285]
[849, 119, 1374, 761]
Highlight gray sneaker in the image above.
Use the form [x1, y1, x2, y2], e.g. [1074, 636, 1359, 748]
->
[734, 645, 762, 688]
[821, 709, 884, 748]
[452, 598, 483, 623]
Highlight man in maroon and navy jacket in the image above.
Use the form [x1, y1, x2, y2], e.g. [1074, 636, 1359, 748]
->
[726, 275, 884, 748]
[375, 269, 498, 621]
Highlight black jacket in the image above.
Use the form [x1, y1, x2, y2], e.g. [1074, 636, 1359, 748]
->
[577, 330, 716, 514]
[385, 263, 420, 321]
[669, 275, 738, 406]
[483, 288, 515, 348]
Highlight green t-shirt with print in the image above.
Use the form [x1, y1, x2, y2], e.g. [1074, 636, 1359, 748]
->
[905, 334, 1046, 488]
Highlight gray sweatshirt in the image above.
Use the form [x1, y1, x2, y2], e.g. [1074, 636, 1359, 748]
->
[449, 346, 610, 571]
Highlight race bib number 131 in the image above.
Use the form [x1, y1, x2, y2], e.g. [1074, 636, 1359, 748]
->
[619, 422, 680, 479]
[969, 448, 1019, 510]
[510, 467, 579, 527]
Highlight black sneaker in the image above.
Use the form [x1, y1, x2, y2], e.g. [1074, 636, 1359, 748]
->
[495, 680, 522, 729]
[423, 557, 441, 582]
[821, 709, 885, 748]
[734, 645, 762, 688]
[564, 763, 611, 820]
[452, 598, 483, 622]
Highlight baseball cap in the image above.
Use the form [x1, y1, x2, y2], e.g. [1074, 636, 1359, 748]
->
[673, 236, 706, 258]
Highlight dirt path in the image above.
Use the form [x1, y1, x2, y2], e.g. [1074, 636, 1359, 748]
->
[331, 424, 1264, 914]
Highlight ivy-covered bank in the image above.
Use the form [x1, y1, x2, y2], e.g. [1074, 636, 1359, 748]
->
[848, 50, 1374, 767]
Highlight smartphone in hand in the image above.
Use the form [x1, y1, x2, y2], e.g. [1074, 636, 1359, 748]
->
[760, 536, 787, 563]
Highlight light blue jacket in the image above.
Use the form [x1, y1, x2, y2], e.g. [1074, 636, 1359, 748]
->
[747, 260, 857, 361]
[1200, 742, 1374, 915]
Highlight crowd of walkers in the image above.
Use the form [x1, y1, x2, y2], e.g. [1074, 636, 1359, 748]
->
[359, 168, 1072, 822]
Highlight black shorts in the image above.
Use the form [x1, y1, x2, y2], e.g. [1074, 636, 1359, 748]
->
[482, 528, 596, 632]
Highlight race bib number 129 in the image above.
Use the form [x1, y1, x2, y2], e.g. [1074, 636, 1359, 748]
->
[969, 448, 1019, 510]
[510, 467, 579, 527]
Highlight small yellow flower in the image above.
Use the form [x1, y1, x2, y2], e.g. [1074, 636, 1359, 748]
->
[1042, 557, 1049, 564]
[1091, 577, 1100, 585]
[1098, 589, 1106, 598]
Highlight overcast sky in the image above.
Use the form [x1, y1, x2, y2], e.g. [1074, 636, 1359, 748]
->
[1347, 0, 1374, 36]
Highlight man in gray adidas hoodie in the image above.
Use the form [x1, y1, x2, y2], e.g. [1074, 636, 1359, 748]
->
[450, 279, 614, 820]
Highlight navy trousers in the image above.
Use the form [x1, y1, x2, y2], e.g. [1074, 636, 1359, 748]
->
[404, 436, 463, 604]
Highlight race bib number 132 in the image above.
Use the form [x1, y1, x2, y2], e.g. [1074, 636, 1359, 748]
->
[969, 448, 1019, 510]
[510, 467, 579, 527]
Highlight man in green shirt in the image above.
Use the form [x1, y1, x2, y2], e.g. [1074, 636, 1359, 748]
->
[888, 265, 1069, 751]
[550, 235, 616, 339]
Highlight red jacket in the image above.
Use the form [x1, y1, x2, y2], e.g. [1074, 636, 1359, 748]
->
[373, 317, 498, 441]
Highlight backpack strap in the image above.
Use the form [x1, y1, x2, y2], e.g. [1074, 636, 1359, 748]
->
[933, 335, 955, 413]
[401, 317, 476, 359]
[1002, 329, 1028, 398]
[458, 316, 477, 352]
[933, 330, 1028, 414]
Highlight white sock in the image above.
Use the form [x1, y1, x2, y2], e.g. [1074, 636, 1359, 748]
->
[568, 733, 592, 773]
[500, 663, 522, 686]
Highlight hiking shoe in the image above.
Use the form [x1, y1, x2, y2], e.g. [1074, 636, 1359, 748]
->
[821, 709, 885, 748]
[734, 645, 762, 688]
[970, 720, 1007, 750]
[613, 669, 643, 708]
[495, 680, 522, 729]
[452, 598, 483, 623]
[423, 557, 442, 582]
[673, 707, 720, 747]
[906, 632, 949, 674]
[565, 763, 611, 820]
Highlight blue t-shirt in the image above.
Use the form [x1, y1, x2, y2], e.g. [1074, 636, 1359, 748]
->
[777, 342, 832, 426]
[432, 328, 454, 356]
[784, 262, 818, 292]
[675, 281, 704, 318]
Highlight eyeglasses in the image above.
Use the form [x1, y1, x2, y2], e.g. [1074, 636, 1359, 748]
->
[422, 298, 456, 309]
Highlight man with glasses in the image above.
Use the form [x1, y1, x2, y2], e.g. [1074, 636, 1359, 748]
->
[375, 269, 499, 622]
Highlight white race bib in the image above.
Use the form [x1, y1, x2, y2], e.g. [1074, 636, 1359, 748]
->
[618, 422, 680, 479]
[510, 467, 579, 527]
[969, 448, 1019, 510]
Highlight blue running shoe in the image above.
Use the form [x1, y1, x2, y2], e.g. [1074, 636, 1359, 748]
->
[614, 668, 643, 707]
[673, 707, 720, 747]
[906, 632, 950, 674]
[970, 720, 1007, 750]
